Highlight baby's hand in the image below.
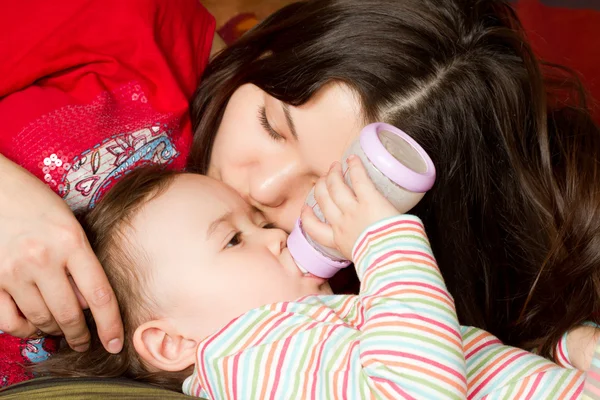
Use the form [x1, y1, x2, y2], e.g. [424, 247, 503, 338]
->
[301, 155, 400, 260]
[565, 324, 600, 371]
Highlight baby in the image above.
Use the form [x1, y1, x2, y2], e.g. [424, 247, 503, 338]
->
[41, 158, 595, 399]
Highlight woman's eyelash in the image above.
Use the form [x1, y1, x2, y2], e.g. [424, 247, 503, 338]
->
[258, 106, 284, 141]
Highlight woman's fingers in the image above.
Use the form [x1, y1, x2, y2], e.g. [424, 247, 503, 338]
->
[68, 246, 124, 354]
[0, 289, 37, 338]
[300, 205, 336, 249]
[35, 268, 90, 352]
[9, 283, 61, 336]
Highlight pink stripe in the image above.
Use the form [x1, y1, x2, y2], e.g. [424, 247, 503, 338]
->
[372, 376, 417, 400]
[465, 339, 502, 360]
[557, 340, 569, 366]
[364, 280, 453, 303]
[232, 352, 241, 400]
[588, 369, 600, 381]
[343, 341, 360, 400]
[269, 336, 293, 400]
[362, 350, 465, 383]
[198, 315, 243, 400]
[470, 352, 528, 398]
[367, 312, 461, 340]
[524, 373, 545, 400]
[370, 249, 435, 267]
[571, 381, 585, 400]
[311, 325, 343, 398]
[585, 379, 600, 397]
[354, 220, 423, 257]
[573, 379, 584, 398]
[253, 313, 293, 346]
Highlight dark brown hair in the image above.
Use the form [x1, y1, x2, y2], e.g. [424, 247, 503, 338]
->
[35, 167, 191, 392]
[190, 0, 600, 356]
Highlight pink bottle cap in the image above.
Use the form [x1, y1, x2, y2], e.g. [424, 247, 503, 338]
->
[287, 123, 435, 279]
[360, 123, 435, 192]
[287, 218, 351, 278]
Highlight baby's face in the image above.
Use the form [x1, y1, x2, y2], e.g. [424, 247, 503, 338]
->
[130, 174, 332, 341]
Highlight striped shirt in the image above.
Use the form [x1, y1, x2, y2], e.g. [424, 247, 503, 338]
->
[183, 216, 586, 399]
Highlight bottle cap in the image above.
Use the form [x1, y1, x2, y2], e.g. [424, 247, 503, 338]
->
[287, 218, 351, 278]
[360, 123, 435, 192]
[287, 123, 435, 279]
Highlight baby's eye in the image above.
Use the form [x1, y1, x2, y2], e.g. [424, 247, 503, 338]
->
[225, 232, 242, 249]
[262, 223, 277, 230]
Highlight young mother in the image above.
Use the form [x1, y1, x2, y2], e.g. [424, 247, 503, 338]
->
[0, 0, 598, 385]
[189, 0, 600, 359]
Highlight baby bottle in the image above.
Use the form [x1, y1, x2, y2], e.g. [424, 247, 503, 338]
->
[287, 122, 436, 278]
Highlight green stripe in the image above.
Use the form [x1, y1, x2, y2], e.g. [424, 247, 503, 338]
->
[362, 330, 463, 360]
[461, 326, 479, 341]
[378, 371, 462, 400]
[250, 340, 268, 396]
[289, 327, 318, 397]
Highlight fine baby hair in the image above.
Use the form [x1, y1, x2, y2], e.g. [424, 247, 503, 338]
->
[34, 167, 189, 392]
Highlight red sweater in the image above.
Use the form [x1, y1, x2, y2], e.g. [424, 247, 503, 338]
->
[0, 0, 215, 210]
[0, 0, 215, 387]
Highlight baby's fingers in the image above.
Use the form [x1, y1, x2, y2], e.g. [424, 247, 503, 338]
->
[300, 206, 336, 249]
[326, 162, 357, 213]
[347, 155, 379, 202]
[314, 176, 342, 225]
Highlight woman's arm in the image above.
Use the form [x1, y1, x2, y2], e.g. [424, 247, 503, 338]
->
[0, 154, 123, 353]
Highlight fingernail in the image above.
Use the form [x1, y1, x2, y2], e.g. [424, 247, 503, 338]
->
[108, 338, 122, 354]
[347, 154, 357, 163]
[73, 344, 89, 353]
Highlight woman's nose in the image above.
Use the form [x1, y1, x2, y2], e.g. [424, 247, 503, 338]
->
[248, 161, 301, 209]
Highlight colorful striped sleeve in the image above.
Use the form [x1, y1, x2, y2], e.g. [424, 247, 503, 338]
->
[350, 215, 467, 399]
[182, 215, 467, 399]
[462, 326, 584, 399]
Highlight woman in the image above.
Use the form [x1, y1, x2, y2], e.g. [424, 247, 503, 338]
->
[0, 0, 598, 386]
[189, 0, 600, 358]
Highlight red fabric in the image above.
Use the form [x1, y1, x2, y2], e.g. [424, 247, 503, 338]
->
[0, 0, 215, 387]
[514, 0, 600, 119]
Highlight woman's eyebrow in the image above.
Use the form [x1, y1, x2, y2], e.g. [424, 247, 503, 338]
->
[281, 103, 298, 140]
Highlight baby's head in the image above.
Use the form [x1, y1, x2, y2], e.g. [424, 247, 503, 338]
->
[41, 167, 331, 390]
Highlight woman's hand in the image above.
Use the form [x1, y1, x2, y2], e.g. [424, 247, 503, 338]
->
[301, 155, 400, 260]
[0, 154, 123, 353]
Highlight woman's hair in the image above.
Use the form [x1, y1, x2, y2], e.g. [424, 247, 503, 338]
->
[34, 167, 190, 392]
[190, 0, 600, 356]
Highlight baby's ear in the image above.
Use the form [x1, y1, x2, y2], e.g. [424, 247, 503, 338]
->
[132, 320, 197, 372]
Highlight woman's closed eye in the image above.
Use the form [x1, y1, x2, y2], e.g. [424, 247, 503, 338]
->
[258, 106, 284, 141]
